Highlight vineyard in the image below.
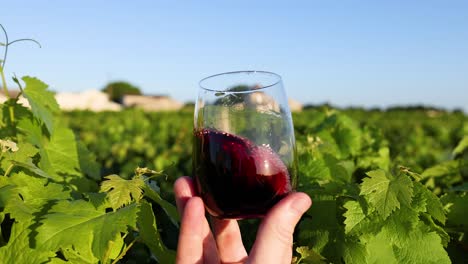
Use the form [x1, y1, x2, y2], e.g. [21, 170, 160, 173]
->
[0, 78, 466, 263]
[65, 107, 468, 263]
[0, 35, 467, 264]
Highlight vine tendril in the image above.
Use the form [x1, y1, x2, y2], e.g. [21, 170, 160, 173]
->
[1, 24, 42, 69]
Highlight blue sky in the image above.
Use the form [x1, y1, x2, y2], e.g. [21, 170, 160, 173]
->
[2, 0, 468, 111]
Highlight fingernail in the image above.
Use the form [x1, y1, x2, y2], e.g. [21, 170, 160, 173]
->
[290, 194, 312, 214]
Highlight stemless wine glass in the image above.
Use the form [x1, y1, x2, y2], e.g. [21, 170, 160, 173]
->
[193, 71, 298, 219]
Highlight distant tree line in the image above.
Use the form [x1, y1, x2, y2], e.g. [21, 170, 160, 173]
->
[303, 103, 464, 114]
[102, 81, 141, 103]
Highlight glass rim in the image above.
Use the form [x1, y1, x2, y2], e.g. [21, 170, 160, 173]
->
[199, 70, 282, 93]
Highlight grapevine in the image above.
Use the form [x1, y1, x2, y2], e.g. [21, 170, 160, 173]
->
[1, 25, 467, 264]
[0, 25, 177, 263]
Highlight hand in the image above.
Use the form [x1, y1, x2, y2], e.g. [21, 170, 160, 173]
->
[174, 176, 312, 264]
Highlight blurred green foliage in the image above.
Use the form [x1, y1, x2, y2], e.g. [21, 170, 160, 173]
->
[64, 107, 468, 263]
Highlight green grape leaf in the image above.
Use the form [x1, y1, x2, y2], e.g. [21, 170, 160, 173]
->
[1, 172, 71, 222]
[36, 200, 139, 262]
[343, 200, 366, 234]
[323, 153, 352, 183]
[100, 174, 144, 210]
[299, 156, 331, 182]
[105, 233, 125, 262]
[313, 112, 362, 158]
[295, 195, 345, 262]
[45, 258, 69, 264]
[313, 131, 341, 157]
[77, 141, 101, 180]
[416, 182, 446, 224]
[453, 135, 468, 156]
[332, 115, 361, 158]
[441, 192, 468, 233]
[0, 186, 34, 222]
[137, 200, 176, 263]
[343, 200, 376, 236]
[411, 181, 428, 213]
[365, 229, 398, 264]
[343, 237, 367, 264]
[0, 220, 56, 264]
[0, 143, 53, 181]
[11, 159, 56, 180]
[357, 147, 390, 171]
[343, 199, 382, 236]
[6, 142, 37, 163]
[84, 192, 109, 210]
[392, 223, 451, 264]
[360, 169, 413, 219]
[22, 76, 59, 134]
[296, 218, 318, 248]
[0, 181, 16, 209]
[295, 246, 327, 264]
[39, 124, 81, 177]
[0, 98, 33, 134]
[369, 222, 450, 264]
[52, 247, 96, 264]
[421, 160, 459, 179]
[16, 115, 44, 147]
[421, 212, 450, 247]
[143, 183, 180, 227]
[382, 205, 419, 246]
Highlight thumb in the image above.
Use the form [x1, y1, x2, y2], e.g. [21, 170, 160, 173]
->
[248, 192, 311, 264]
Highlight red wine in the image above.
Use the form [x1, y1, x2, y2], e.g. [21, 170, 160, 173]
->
[193, 128, 293, 219]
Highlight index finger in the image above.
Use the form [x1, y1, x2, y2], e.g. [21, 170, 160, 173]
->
[174, 177, 220, 263]
[174, 176, 197, 216]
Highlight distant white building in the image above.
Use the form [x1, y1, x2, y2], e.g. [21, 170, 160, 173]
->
[288, 98, 303, 112]
[243, 92, 303, 112]
[55, 90, 122, 111]
[2, 89, 301, 113]
[122, 95, 183, 111]
[246, 92, 281, 112]
[0, 93, 8, 104]
[0, 91, 31, 108]
[1, 89, 185, 112]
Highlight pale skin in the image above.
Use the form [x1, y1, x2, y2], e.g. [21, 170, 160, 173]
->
[174, 176, 312, 264]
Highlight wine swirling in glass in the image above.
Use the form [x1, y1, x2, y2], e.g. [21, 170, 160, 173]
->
[193, 71, 298, 219]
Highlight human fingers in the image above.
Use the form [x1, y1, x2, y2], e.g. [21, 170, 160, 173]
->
[174, 176, 196, 216]
[247, 192, 311, 264]
[211, 218, 248, 263]
[176, 197, 206, 264]
[174, 178, 220, 263]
